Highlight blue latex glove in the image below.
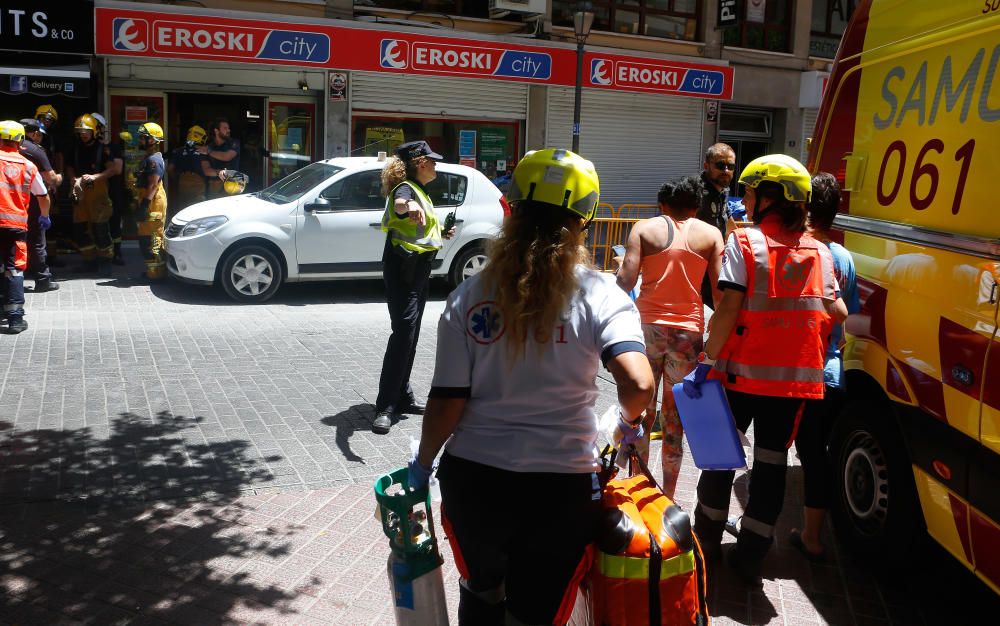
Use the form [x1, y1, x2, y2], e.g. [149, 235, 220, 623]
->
[617, 414, 645, 447]
[682, 363, 714, 399]
[38, 215, 51, 231]
[407, 455, 433, 491]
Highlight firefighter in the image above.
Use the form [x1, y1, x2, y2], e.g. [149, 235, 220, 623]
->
[34, 104, 62, 174]
[682, 154, 848, 584]
[133, 123, 167, 281]
[168, 125, 208, 215]
[0, 121, 50, 334]
[91, 113, 127, 266]
[18, 118, 62, 292]
[408, 148, 653, 625]
[67, 114, 119, 275]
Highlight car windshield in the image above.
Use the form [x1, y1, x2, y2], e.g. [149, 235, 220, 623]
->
[256, 163, 344, 204]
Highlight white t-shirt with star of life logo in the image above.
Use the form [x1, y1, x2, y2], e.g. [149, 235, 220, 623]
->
[432, 265, 645, 474]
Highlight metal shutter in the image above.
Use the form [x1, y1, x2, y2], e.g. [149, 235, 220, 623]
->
[545, 87, 703, 206]
[351, 72, 528, 120]
[801, 108, 819, 163]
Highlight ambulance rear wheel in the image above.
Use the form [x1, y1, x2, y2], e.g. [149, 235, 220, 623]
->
[829, 400, 921, 566]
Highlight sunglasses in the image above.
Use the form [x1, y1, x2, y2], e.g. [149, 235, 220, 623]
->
[714, 162, 737, 171]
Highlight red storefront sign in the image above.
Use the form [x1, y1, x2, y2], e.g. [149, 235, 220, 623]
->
[95, 7, 733, 100]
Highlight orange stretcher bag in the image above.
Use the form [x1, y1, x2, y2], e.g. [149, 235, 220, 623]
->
[589, 446, 709, 626]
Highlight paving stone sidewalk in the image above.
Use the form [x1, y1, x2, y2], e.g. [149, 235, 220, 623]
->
[1, 250, 997, 624]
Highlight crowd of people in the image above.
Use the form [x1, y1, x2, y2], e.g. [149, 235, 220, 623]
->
[376, 138, 857, 623]
[0, 105, 244, 334]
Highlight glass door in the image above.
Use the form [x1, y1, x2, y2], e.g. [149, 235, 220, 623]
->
[267, 100, 316, 185]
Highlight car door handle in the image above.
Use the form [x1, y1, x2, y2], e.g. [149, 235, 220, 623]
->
[369, 222, 381, 229]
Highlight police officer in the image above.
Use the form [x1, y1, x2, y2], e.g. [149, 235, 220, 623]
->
[134, 123, 168, 280]
[682, 154, 848, 584]
[18, 119, 62, 292]
[91, 113, 127, 266]
[0, 121, 50, 334]
[372, 140, 454, 434]
[168, 125, 208, 214]
[201, 118, 240, 199]
[67, 114, 120, 275]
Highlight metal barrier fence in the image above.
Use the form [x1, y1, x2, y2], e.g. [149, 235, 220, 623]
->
[589, 203, 660, 271]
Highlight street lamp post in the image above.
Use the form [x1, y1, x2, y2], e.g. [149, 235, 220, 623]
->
[572, 1, 594, 153]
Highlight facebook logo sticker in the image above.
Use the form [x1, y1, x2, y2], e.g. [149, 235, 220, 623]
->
[9, 75, 27, 93]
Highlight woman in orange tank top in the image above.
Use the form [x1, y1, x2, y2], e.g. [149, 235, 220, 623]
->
[617, 176, 724, 496]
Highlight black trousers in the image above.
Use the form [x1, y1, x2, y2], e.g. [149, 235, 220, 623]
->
[26, 203, 50, 282]
[109, 183, 125, 247]
[437, 453, 601, 626]
[375, 239, 434, 412]
[695, 390, 803, 565]
[797, 385, 844, 509]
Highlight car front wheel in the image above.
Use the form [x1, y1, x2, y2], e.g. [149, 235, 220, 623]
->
[219, 244, 284, 303]
[449, 243, 488, 289]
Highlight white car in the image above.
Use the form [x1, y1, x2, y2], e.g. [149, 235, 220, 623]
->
[163, 157, 508, 303]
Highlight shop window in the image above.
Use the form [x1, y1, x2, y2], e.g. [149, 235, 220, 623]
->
[722, 0, 792, 53]
[719, 107, 772, 138]
[810, 0, 856, 58]
[352, 116, 520, 186]
[320, 170, 385, 210]
[353, 0, 490, 19]
[552, 0, 700, 41]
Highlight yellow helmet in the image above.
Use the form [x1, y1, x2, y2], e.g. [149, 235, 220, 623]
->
[35, 104, 58, 123]
[222, 171, 249, 195]
[74, 114, 98, 133]
[738, 154, 812, 203]
[506, 148, 600, 221]
[0, 120, 26, 143]
[91, 113, 107, 130]
[186, 125, 207, 145]
[119, 131, 133, 143]
[138, 122, 164, 142]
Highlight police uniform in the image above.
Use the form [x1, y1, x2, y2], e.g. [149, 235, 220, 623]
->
[373, 141, 444, 431]
[205, 137, 240, 199]
[68, 138, 114, 264]
[135, 150, 167, 279]
[170, 142, 208, 211]
[1, 138, 48, 331]
[18, 131, 55, 288]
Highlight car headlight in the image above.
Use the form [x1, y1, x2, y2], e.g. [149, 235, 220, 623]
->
[179, 216, 228, 237]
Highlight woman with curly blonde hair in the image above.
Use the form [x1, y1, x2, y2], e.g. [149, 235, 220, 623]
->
[408, 148, 654, 625]
[372, 140, 453, 434]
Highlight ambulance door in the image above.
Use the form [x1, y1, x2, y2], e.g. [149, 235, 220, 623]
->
[267, 98, 317, 185]
[110, 90, 166, 221]
[970, 263, 1000, 594]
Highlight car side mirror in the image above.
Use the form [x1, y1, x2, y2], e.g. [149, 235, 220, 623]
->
[304, 197, 332, 212]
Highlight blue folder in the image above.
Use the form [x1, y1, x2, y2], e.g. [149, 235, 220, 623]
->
[671, 380, 747, 471]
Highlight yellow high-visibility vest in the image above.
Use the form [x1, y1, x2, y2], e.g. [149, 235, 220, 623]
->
[381, 180, 442, 254]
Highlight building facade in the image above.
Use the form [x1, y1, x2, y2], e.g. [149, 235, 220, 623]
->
[1, 1, 855, 206]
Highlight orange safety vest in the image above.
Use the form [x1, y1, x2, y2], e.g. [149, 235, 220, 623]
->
[711, 218, 838, 399]
[590, 451, 708, 626]
[0, 148, 35, 231]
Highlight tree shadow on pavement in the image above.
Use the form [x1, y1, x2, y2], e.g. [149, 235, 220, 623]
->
[320, 404, 378, 463]
[0, 412, 328, 624]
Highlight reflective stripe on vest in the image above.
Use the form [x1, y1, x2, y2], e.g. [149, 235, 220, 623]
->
[712, 222, 836, 399]
[0, 150, 34, 230]
[597, 550, 695, 581]
[381, 180, 443, 253]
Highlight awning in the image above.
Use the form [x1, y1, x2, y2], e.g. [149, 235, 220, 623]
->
[0, 66, 91, 98]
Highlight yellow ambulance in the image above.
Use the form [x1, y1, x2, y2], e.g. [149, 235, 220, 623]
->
[808, 0, 1000, 594]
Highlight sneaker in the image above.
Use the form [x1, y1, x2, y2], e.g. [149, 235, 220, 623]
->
[372, 410, 394, 434]
[4, 317, 27, 334]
